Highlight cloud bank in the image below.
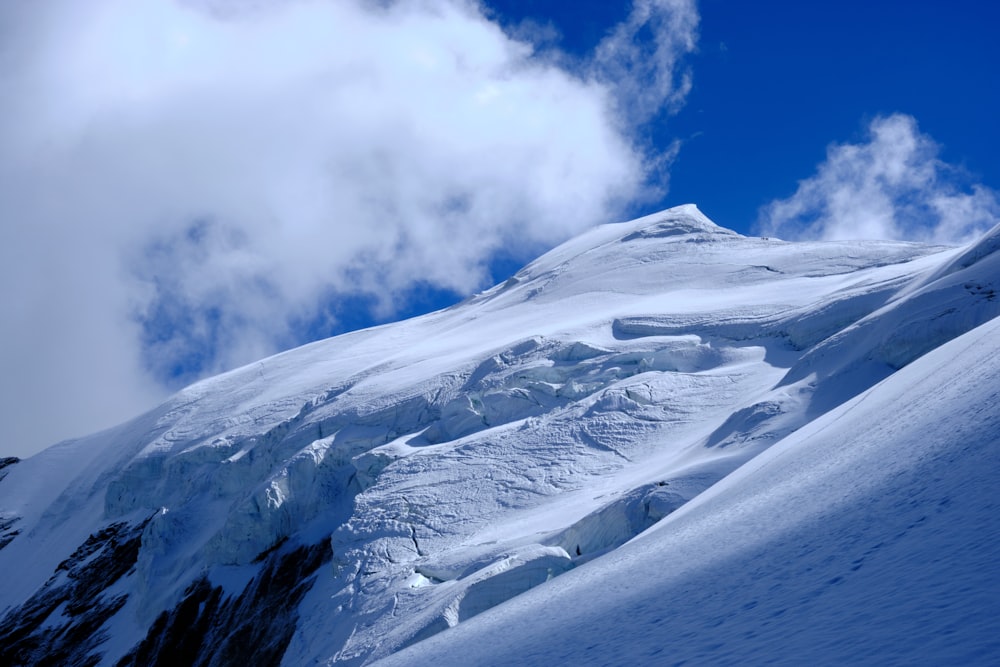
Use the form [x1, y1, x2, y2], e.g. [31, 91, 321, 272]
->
[0, 0, 699, 456]
[759, 114, 1000, 243]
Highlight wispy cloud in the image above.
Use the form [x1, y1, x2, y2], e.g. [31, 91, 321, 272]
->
[0, 0, 699, 456]
[591, 0, 699, 125]
[759, 113, 1000, 243]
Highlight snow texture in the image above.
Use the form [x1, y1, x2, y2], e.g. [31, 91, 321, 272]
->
[0, 204, 997, 666]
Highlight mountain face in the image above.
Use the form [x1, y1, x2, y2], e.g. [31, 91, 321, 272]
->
[1, 204, 998, 666]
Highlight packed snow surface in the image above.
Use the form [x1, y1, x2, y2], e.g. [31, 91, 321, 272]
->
[1, 204, 998, 665]
[375, 315, 1000, 666]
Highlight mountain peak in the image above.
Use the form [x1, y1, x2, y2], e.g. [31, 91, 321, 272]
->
[1, 207, 999, 666]
[609, 204, 737, 242]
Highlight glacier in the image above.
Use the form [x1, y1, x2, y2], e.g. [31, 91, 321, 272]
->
[0, 204, 998, 665]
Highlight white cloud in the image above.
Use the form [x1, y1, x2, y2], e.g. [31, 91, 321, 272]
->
[759, 113, 1000, 243]
[0, 0, 699, 456]
[592, 0, 698, 124]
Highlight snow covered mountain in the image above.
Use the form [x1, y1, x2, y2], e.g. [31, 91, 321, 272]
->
[1, 204, 998, 666]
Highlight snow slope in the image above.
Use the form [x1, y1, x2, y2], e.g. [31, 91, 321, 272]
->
[374, 309, 1000, 667]
[0, 204, 997, 666]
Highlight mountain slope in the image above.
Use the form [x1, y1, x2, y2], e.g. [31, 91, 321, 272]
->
[375, 310, 1000, 667]
[1, 205, 997, 666]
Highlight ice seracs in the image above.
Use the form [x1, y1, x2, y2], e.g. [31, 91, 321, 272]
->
[375, 308, 1000, 667]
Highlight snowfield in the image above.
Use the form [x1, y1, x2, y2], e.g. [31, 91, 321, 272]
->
[1, 205, 998, 665]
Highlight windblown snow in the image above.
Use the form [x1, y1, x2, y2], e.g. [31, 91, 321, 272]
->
[1, 205, 998, 666]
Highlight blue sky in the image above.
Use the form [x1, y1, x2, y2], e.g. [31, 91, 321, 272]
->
[491, 0, 1000, 230]
[664, 0, 1000, 231]
[1, 0, 998, 456]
